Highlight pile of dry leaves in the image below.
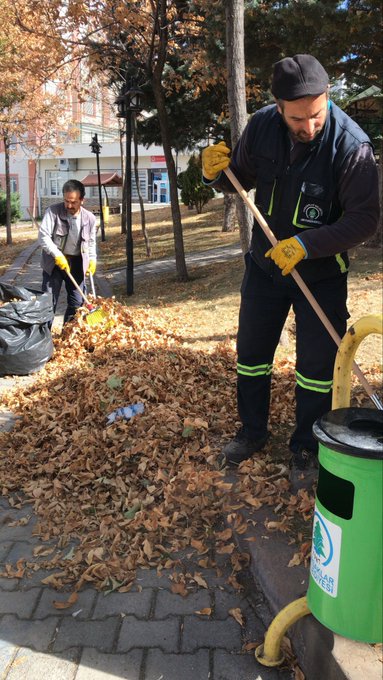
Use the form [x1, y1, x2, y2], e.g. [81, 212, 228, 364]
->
[0, 298, 347, 592]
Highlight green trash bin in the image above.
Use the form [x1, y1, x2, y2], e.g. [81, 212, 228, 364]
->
[307, 407, 383, 643]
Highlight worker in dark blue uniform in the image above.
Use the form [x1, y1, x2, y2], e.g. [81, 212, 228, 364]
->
[202, 55, 379, 491]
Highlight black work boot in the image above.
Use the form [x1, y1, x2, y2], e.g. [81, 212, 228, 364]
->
[221, 428, 269, 466]
[289, 448, 319, 493]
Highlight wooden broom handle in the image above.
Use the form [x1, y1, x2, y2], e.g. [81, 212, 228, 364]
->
[65, 269, 92, 306]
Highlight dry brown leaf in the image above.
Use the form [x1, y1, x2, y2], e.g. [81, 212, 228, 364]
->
[33, 546, 55, 557]
[41, 572, 67, 586]
[143, 539, 153, 559]
[7, 515, 31, 527]
[229, 607, 245, 626]
[195, 607, 212, 616]
[265, 519, 289, 532]
[192, 572, 208, 589]
[171, 582, 188, 597]
[215, 528, 232, 541]
[242, 495, 263, 509]
[197, 558, 209, 568]
[288, 553, 303, 568]
[2, 560, 25, 579]
[52, 592, 79, 609]
[216, 543, 235, 555]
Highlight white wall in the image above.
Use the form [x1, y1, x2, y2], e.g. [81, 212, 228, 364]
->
[0, 139, 193, 219]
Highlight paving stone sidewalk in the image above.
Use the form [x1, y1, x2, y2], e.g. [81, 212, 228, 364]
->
[0, 497, 294, 680]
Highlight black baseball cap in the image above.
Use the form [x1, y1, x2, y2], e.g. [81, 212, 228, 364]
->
[271, 54, 329, 101]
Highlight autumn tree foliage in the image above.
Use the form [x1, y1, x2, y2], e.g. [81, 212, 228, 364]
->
[0, 0, 72, 242]
[12, 0, 216, 280]
[8, 0, 380, 251]
[11, 0, 258, 276]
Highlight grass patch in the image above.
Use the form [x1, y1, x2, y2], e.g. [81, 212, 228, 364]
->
[99, 198, 239, 271]
[0, 198, 237, 278]
[115, 258, 245, 351]
[112, 244, 382, 366]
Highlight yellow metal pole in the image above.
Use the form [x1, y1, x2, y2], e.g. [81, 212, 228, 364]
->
[332, 315, 383, 409]
[255, 596, 311, 666]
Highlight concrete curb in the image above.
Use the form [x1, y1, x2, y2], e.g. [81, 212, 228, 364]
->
[0, 242, 40, 285]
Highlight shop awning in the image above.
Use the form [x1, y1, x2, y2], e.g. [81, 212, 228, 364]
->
[80, 172, 123, 187]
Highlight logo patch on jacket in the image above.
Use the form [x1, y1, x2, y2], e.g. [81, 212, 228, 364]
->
[303, 203, 323, 224]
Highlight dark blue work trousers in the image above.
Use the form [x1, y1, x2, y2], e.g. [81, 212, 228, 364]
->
[237, 255, 349, 454]
[42, 255, 85, 324]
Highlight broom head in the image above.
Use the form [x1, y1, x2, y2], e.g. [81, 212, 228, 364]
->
[85, 305, 107, 326]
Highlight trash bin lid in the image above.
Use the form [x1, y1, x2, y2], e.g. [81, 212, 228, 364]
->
[313, 408, 383, 460]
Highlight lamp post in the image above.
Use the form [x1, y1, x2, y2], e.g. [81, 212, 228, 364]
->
[115, 86, 143, 296]
[89, 133, 106, 242]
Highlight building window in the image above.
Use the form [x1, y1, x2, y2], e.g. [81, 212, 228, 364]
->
[10, 177, 18, 193]
[132, 170, 148, 201]
[108, 186, 120, 198]
[83, 98, 95, 116]
[89, 185, 121, 199]
[47, 171, 65, 196]
[0, 175, 18, 192]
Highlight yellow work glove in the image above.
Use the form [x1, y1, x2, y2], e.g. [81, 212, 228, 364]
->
[202, 141, 231, 180]
[55, 254, 70, 273]
[265, 237, 306, 276]
[86, 259, 97, 276]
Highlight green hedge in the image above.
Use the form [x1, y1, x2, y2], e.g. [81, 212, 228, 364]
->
[0, 191, 22, 225]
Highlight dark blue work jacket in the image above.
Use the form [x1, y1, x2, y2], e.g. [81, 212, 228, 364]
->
[228, 102, 372, 284]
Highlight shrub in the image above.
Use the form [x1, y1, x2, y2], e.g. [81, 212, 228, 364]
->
[0, 191, 22, 225]
[177, 154, 214, 214]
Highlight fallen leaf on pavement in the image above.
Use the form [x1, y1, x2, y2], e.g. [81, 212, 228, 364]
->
[192, 572, 208, 589]
[229, 607, 245, 626]
[53, 592, 79, 609]
[288, 552, 303, 568]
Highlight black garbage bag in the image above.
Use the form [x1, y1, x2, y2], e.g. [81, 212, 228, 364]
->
[0, 283, 54, 376]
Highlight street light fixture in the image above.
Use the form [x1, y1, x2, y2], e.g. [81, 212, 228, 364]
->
[89, 133, 106, 242]
[115, 85, 144, 296]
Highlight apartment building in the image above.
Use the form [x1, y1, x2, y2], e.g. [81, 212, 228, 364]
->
[0, 81, 189, 220]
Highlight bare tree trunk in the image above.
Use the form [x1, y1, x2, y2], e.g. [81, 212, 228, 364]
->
[225, 0, 252, 253]
[222, 192, 237, 232]
[4, 135, 12, 245]
[32, 158, 38, 224]
[148, 0, 188, 281]
[133, 116, 151, 257]
[153, 81, 188, 280]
